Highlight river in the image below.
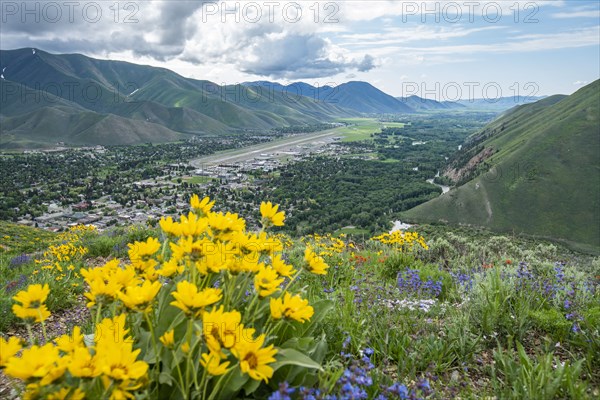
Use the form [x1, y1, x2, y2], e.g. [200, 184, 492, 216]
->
[426, 172, 450, 194]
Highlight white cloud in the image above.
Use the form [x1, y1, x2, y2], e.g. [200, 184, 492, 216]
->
[552, 10, 600, 18]
[339, 25, 505, 48]
[337, 0, 566, 22]
[365, 26, 600, 57]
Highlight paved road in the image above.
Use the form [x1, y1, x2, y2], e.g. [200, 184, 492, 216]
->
[190, 128, 343, 167]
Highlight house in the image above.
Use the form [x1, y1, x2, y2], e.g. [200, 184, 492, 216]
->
[72, 201, 90, 211]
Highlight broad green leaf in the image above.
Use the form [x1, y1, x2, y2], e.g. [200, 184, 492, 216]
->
[272, 348, 323, 371]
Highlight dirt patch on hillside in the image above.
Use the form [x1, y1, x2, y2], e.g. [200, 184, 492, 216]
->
[444, 147, 495, 183]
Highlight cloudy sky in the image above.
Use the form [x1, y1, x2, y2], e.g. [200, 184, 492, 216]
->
[1, 0, 599, 99]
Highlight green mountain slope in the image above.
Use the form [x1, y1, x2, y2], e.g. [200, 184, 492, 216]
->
[404, 80, 600, 250]
[0, 48, 355, 147]
[0, 106, 183, 147]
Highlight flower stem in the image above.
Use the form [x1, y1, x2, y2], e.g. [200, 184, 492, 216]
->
[25, 323, 34, 345]
[94, 302, 103, 327]
[38, 310, 48, 342]
[144, 312, 160, 367]
[207, 369, 234, 400]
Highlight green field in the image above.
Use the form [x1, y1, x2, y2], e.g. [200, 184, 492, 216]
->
[335, 118, 404, 142]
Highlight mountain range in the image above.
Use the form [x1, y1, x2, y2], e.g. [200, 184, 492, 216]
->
[1, 48, 540, 148]
[404, 80, 600, 251]
[0, 48, 352, 147]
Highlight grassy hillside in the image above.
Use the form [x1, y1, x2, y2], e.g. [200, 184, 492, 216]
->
[0, 49, 354, 147]
[1, 204, 598, 399]
[404, 80, 600, 250]
[0, 106, 184, 147]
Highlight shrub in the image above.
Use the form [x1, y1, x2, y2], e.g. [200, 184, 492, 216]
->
[529, 308, 571, 340]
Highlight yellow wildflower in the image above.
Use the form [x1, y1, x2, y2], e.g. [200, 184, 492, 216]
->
[95, 314, 130, 347]
[178, 211, 209, 237]
[260, 201, 285, 227]
[190, 194, 215, 216]
[118, 280, 162, 313]
[81, 266, 123, 308]
[128, 237, 160, 271]
[203, 306, 242, 355]
[3, 343, 61, 382]
[181, 341, 190, 354]
[12, 283, 49, 309]
[157, 258, 184, 277]
[170, 281, 222, 318]
[94, 315, 147, 382]
[159, 330, 175, 348]
[67, 347, 97, 378]
[270, 293, 314, 323]
[94, 340, 148, 381]
[254, 265, 284, 298]
[159, 216, 181, 237]
[304, 248, 329, 275]
[207, 211, 245, 241]
[55, 326, 84, 354]
[12, 284, 51, 323]
[270, 254, 296, 278]
[0, 336, 22, 367]
[231, 330, 277, 382]
[200, 352, 230, 376]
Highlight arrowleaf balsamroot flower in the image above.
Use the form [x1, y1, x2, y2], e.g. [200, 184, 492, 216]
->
[270, 293, 314, 323]
[159, 216, 180, 237]
[81, 263, 124, 308]
[47, 387, 85, 400]
[118, 280, 162, 313]
[3, 343, 61, 382]
[0, 336, 22, 368]
[94, 340, 148, 382]
[12, 283, 51, 322]
[200, 352, 230, 376]
[55, 326, 84, 354]
[270, 254, 296, 278]
[260, 201, 285, 227]
[232, 329, 278, 382]
[190, 194, 215, 216]
[304, 248, 329, 275]
[93, 315, 148, 383]
[157, 258, 184, 277]
[170, 281, 222, 318]
[178, 211, 209, 237]
[94, 314, 130, 347]
[67, 347, 96, 378]
[128, 236, 161, 259]
[2, 196, 330, 399]
[159, 330, 175, 348]
[207, 211, 246, 241]
[203, 306, 242, 355]
[254, 265, 284, 298]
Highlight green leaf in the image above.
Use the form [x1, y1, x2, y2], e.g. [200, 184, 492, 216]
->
[215, 368, 249, 400]
[300, 299, 334, 336]
[242, 377, 261, 396]
[272, 348, 323, 371]
[159, 372, 174, 385]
